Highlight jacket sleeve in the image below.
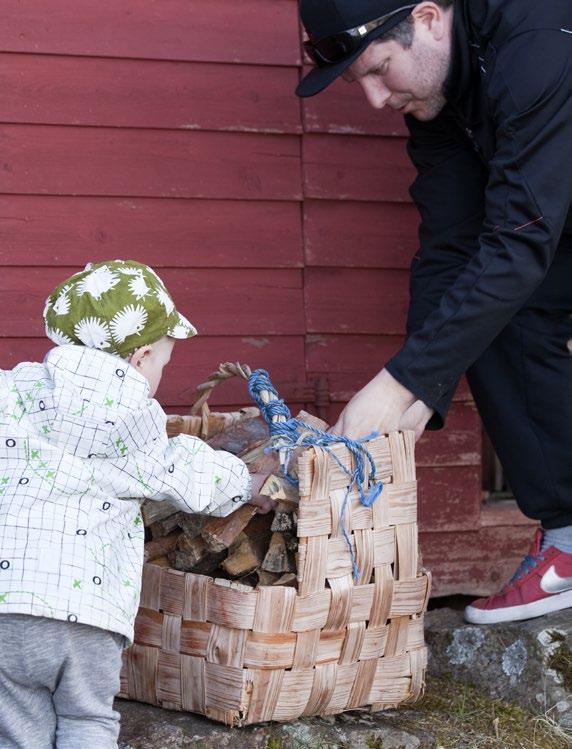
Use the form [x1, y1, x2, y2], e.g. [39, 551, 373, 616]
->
[397, 105, 488, 427]
[386, 30, 572, 424]
[120, 434, 252, 518]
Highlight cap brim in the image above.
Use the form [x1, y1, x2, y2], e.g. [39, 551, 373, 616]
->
[296, 8, 413, 98]
[296, 45, 364, 97]
[167, 312, 198, 340]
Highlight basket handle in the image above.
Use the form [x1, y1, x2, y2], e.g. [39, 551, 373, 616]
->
[190, 362, 253, 416]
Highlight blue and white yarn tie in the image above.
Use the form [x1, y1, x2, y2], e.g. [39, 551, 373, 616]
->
[248, 368, 383, 580]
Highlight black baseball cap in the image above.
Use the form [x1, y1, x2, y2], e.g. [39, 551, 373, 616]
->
[296, 1, 417, 98]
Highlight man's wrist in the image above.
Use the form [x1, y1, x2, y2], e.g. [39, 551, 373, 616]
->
[376, 367, 416, 406]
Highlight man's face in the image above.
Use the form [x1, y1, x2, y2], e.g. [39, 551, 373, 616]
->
[343, 23, 451, 121]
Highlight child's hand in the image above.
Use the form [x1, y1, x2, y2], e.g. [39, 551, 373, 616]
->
[247, 495, 277, 514]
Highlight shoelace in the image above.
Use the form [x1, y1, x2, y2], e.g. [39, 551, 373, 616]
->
[508, 552, 545, 586]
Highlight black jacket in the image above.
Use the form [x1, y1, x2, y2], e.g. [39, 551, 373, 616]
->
[385, 0, 572, 426]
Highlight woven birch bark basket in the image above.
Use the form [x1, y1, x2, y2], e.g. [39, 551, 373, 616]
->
[119, 364, 431, 726]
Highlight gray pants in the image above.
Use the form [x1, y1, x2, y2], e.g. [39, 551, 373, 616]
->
[0, 614, 124, 749]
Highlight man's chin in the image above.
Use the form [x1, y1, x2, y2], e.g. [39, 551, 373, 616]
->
[408, 102, 446, 121]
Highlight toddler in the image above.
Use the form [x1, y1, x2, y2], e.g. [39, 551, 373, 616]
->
[0, 260, 265, 749]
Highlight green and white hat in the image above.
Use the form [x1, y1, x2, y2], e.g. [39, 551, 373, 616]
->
[44, 260, 197, 358]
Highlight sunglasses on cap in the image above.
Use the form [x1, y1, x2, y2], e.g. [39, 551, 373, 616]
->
[304, 3, 417, 66]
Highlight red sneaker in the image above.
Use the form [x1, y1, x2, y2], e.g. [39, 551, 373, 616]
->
[464, 529, 572, 624]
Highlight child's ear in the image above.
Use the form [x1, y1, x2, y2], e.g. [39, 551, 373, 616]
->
[129, 344, 153, 370]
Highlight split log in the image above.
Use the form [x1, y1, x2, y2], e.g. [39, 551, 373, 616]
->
[148, 555, 170, 568]
[260, 474, 299, 507]
[169, 547, 226, 575]
[221, 535, 265, 578]
[295, 409, 329, 432]
[261, 532, 294, 574]
[256, 569, 281, 587]
[206, 415, 269, 455]
[148, 511, 186, 539]
[273, 572, 297, 587]
[141, 500, 179, 527]
[200, 504, 259, 553]
[271, 511, 295, 533]
[144, 531, 180, 562]
[220, 514, 273, 578]
[239, 441, 281, 475]
[177, 512, 208, 539]
[175, 534, 209, 567]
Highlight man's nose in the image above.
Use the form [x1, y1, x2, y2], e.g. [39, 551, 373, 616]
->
[359, 77, 391, 109]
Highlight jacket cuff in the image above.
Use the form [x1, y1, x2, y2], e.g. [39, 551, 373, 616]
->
[385, 357, 457, 431]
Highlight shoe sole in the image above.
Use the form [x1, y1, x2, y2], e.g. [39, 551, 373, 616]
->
[464, 588, 572, 625]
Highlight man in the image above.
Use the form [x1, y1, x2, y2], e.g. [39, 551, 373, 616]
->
[296, 0, 572, 624]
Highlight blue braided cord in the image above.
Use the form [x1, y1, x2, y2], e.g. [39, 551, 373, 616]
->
[248, 368, 383, 580]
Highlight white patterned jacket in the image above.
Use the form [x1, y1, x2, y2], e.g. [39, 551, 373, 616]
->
[0, 345, 251, 641]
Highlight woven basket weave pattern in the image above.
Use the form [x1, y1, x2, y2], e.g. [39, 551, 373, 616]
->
[119, 422, 430, 725]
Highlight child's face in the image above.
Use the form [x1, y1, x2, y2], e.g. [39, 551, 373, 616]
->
[129, 336, 175, 397]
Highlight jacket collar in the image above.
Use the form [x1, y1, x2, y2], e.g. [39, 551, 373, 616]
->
[444, 0, 481, 108]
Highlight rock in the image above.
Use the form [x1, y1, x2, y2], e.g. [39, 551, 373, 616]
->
[425, 607, 572, 725]
[117, 699, 436, 749]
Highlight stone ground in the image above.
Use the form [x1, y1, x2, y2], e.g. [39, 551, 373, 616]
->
[117, 608, 572, 749]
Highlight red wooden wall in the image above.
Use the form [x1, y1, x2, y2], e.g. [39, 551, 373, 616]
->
[0, 1, 533, 595]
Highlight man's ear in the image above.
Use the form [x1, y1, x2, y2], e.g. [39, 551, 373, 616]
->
[128, 344, 153, 370]
[412, 2, 448, 41]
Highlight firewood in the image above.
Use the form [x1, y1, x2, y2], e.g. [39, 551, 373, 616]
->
[256, 569, 281, 587]
[149, 511, 186, 538]
[260, 474, 299, 507]
[239, 441, 280, 474]
[200, 504, 259, 553]
[141, 500, 179, 526]
[271, 510, 294, 533]
[221, 514, 273, 578]
[148, 555, 170, 568]
[261, 532, 294, 574]
[273, 572, 297, 587]
[295, 409, 330, 432]
[177, 512, 208, 539]
[168, 548, 226, 575]
[175, 533, 210, 567]
[221, 536, 264, 578]
[206, 416, 269, 455]
[144, 531, 180, 562]
[283, 532, 298, 553]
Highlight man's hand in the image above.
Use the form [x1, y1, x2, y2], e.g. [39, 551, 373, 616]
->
[398, 399, 435, 442]
[331, 368, 433, 442]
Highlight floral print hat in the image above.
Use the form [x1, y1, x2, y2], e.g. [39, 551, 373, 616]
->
[44, 260, 197, 358]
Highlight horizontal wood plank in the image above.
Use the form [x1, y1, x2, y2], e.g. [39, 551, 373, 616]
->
[0, 268, 305, 337]
[305, 268, 409, 334]
[306, 335, 473, 401]
[0, 126, 302, 200]
[417, 465, 481, 533]
[416, 402, 481, 467]
[302, 69, 409, 137]
[0, 0, 301, 66]
[0, 54, 301, 134]
[420, 525, 534, 596]
[303, 134, 414, 202]
[304, 200, 419, 268]
[0, 197, 303, 268]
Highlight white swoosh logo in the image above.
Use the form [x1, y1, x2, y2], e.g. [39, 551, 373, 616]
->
[540, 565, 572, 594]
